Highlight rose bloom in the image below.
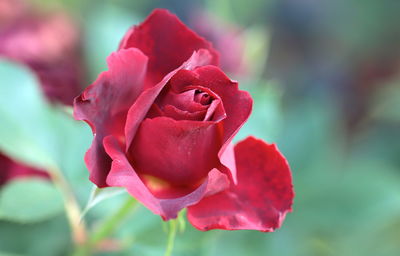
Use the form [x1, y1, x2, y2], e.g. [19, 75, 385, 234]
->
[74, 9, 294, 231]
[0, 152, 49, 186]
[0, 0, 83, 105]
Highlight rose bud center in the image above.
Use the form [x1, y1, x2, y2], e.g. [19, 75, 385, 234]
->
[194, 89, 212, 105]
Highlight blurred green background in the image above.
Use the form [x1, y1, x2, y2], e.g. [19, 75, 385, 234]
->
[1, 0, 400, 255]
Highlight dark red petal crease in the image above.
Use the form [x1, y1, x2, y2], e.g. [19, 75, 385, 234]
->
[119, 9, 219, 87]
[73, 48, 148, 187]
[103, 135, 230, 220]
[187, 137, 294, 231]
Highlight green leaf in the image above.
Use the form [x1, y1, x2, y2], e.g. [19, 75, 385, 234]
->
[0, 178, 64, 223]
[0, 252, 23, 256]
[0, 59, 91, 174]
[81, 186, 125, 219]
[371, 80, 400, 122]
[0, 60, 56, 169]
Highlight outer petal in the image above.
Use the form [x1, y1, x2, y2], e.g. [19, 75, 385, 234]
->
[73, 48, 148, 187]
[104, 135, 229, 220]
[124, 49, 213, 151]
[187, 136, 294, 231]
[129, 117, 220, 187]
[119, 9, 219, 86]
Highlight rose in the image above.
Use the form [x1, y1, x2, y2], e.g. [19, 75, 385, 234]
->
[0, 1, 83, 105]
[0, 152, 49, 186]
[74, 9, 294, 231]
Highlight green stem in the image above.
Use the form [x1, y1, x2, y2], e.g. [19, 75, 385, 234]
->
[72, 197, 137, 256]
[49, 166, 87, 245]
[164, 220, 178, 256]
[90, 197, 137, 246]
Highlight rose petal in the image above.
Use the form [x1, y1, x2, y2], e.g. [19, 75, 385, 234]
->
[187, 136, 294, 231]
[161, 105, 207, 121]
[129, 117, 221, 187]
[104, 135, 229, 220]
[73, 48, 148, 187]
[167, 66, 252, 182]
[158, 89, 208, 113]
[124, 49, 213, 151]
[0, 153, 49, 186]
[119, 9, 219, 87]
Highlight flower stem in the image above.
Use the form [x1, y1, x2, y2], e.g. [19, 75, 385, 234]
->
[72, 196, 137, 256]
[49, 165, 87, 245]
[89, 196, 137, 246]
[164, 219, 178, 256]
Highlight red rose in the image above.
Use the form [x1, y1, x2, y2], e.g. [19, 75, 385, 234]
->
[74, 9, 294, 231]
[0, 1, 83, 105]
[0, 152, 49, 186]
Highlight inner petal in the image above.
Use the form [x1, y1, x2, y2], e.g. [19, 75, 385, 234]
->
[194, 90, 212, 105]
[128, 117, 222, 187]
[157, 89, 208, 113]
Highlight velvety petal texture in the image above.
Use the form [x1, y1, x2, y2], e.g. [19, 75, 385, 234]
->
[74, 48, 148, 187]
[119, 9, 219, 87]
[129, 117, 220, 187]
[104, 135, 229, 220]
[187, 137, 294, 231]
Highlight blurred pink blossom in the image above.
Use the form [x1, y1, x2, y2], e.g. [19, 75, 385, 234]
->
[0, 1, 84, 105]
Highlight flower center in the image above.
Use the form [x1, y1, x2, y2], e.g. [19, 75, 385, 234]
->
[194, 89, 212, 105]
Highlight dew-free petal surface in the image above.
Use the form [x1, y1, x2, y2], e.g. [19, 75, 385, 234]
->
[104, 135, 229, 220]
[73, 48, 148, 187]
[119, 9, 219, 86]
[187, 136, 294, 231]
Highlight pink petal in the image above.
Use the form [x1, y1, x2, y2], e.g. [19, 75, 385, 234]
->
[119, 9, 219, 87]
[128, 117, 220, 187]
[73, 48, 148, 187]
[187, 136, 294, 231]
[104, 135, 230, 220]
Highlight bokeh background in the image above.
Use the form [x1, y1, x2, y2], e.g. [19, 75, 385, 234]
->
[1, 0, 400, 255]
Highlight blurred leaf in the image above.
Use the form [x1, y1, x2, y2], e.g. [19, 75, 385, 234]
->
[235, 80, 283, 143]
[0, 215, 71, 256]
[0, 60, 56, 169]
[371, 80, 400, 122]
[0, 178, 64, 223]
[81, 186, 125, 219]
[0, 252, 22, 256]
[0, 59, 91, 184]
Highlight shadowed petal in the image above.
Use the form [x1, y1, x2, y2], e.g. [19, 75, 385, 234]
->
[187, 136, 294, 231]
[73, 48, 148, 187]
